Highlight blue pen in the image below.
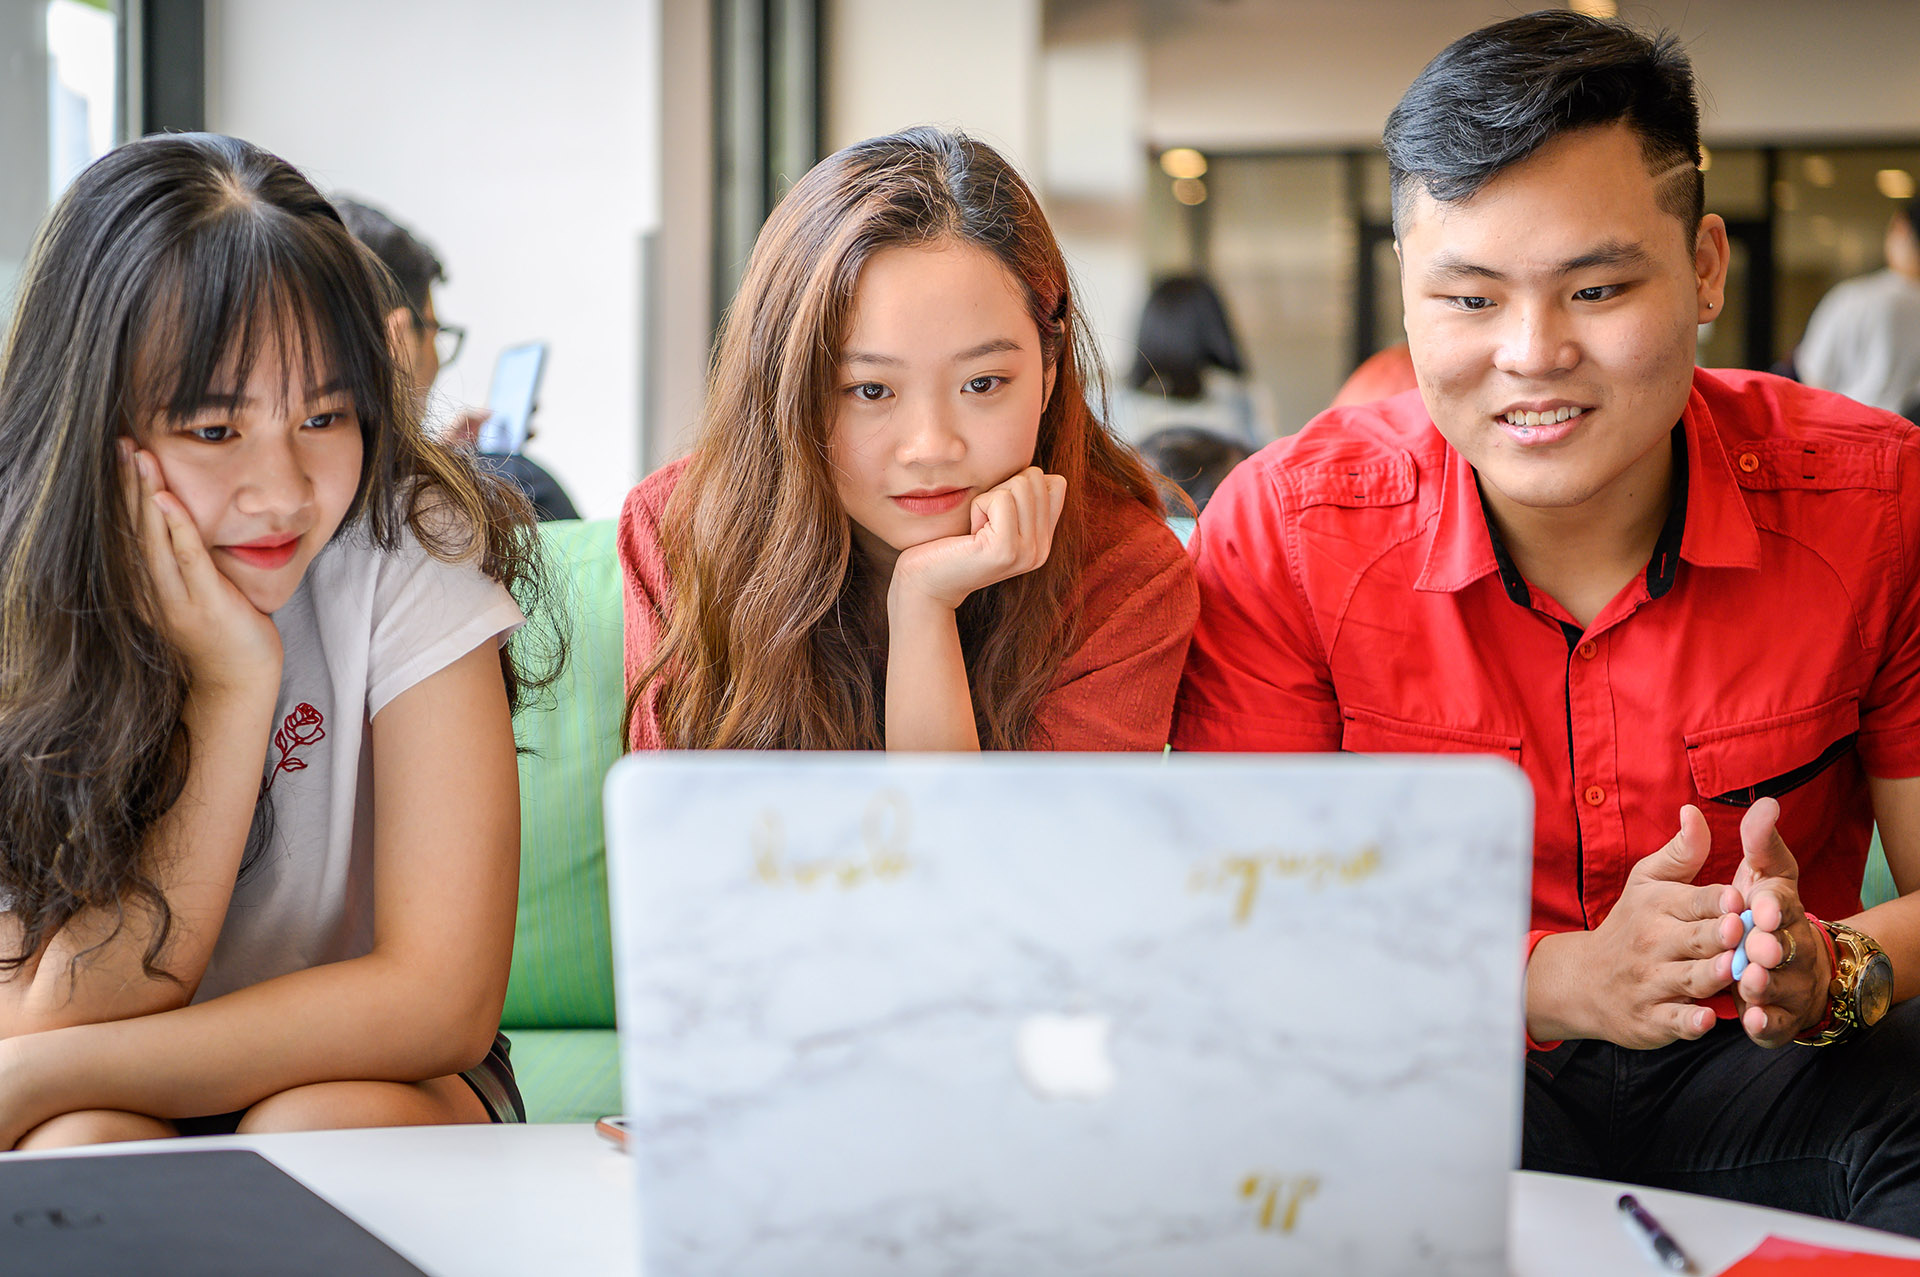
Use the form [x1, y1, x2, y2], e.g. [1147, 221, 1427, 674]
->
[1618, 1193, 1691, 1272]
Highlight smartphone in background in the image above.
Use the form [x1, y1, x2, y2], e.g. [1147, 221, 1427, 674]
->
[476, 341, 547, 455]
[594, 1115, 632, 1152]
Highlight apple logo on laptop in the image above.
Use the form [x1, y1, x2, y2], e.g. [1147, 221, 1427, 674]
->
[1016, 1012, 1117, 1101]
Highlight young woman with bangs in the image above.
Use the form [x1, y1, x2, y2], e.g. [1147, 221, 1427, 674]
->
[621, 127, 1198, 752]
[0, 133, 554, 1148]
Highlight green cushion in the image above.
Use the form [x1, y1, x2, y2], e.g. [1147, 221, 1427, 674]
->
[502, 518, 626, 1030]
[504, 1028, 623, 1125]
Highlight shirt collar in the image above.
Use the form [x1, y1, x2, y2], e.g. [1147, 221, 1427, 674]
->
[1413, 441, 1505, 594]
[1415, 377, 1761, 597]
[1674, 380, 1763, 571]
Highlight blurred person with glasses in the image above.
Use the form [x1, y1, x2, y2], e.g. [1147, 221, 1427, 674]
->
[334, 197, 578, 521]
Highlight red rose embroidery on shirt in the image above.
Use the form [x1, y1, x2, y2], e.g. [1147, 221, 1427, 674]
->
[266, 702, 325, 790]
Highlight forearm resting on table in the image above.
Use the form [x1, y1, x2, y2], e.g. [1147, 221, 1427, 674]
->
[1, 947, 505, 1127]
[885, 593, 980, 752]
[0, 686, 275, 1036]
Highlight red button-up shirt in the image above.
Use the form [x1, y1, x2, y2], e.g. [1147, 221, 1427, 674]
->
[1174, 370, 1920, 961]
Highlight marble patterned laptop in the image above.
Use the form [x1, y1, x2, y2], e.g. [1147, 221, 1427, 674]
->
[603, 754, 1532, 1276]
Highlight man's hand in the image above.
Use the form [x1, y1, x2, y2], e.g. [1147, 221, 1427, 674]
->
[441, 406, 493, 450]
[1729, 797, 1833, 1047]
[1532, 806, 1742, 1048]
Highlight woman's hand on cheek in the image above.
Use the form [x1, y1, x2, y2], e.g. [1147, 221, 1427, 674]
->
[888, 466, 1067, 612]
[119, 440, 283, 699]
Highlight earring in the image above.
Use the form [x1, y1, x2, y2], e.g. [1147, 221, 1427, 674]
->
[1706, 301, 1716, 310]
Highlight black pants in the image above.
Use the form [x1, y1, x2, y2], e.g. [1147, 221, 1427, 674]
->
[1524, 999, 1920, 1236]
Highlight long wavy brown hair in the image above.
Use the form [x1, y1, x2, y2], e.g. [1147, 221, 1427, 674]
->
[0, 133, 559, 981]
[632, 126, 1163, 751]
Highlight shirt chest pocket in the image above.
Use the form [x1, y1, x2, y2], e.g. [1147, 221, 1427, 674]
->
[1683, 695, 1860, 807]
[1340, 705, 1523, 762]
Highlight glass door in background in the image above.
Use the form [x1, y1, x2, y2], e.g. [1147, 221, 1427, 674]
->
[2, 0, 121, 337]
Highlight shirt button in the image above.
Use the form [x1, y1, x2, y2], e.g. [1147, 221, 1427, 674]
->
[1583, 785, 1605, 806]
[1738, 452, 1760, 473]
[1577, 640, 1597, 660]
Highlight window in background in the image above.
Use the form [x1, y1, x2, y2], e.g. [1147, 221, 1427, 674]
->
[1696, 145, 1767, 370]
[2, 0, 119, 340]
[1146, 152, 1352, 437]
[48, 0, 119, 198]
[1775, 145, 1920, 368]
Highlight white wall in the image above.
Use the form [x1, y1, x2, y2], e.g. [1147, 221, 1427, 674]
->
[825, 0, 1148, 376]
[1042, 2, 1148, 374]
[206, 0, 661, 519]
[651, 0, 713, 469]
[825, 0, 1043, 171]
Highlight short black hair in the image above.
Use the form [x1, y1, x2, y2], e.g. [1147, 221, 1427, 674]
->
[1904, 200, 1920, 243]
[1136, 426, 1250, 514]
[1126, 275, 1245, 400]
[332, 196, 445, 319]
[1383, 10, 1703, 240]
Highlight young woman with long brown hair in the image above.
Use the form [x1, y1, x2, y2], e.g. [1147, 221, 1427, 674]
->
[0, 133, 555, 1149]
[621, 127, 1198, 752]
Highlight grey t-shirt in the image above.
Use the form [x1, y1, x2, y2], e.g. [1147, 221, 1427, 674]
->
[194, 517, 524, 1003]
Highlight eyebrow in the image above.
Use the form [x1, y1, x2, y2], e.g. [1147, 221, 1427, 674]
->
[179, 379, 353, 414]
[841, 337, 1027, 367]
[1424, 240, 1655, 283]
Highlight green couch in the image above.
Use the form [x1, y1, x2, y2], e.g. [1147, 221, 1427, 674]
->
[494, 518, 1905, 1124]
[501, 519, 627, 1123]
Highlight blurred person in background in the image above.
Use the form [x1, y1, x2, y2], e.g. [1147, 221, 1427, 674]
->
[1797, 200, 1920, 413]
[336, 198, 579, 521]
[1136, 426, 1249, 515]
[1112, 275, 1272, 447]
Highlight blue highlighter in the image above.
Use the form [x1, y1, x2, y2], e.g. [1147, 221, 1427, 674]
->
[1731, 908, 1756, 979]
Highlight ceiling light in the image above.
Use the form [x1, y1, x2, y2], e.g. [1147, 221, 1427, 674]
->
[1160, 148, 1208, 181]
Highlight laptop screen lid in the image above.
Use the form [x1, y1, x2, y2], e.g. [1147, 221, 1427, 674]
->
[605, 753, 1532, 1276]
[0, 1148, 426, 1275]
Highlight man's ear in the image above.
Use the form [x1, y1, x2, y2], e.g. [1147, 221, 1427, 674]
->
[1692, 213, 1732, 322]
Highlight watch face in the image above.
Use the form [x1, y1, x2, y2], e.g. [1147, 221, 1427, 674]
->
[1859, 954, 1895, 1026]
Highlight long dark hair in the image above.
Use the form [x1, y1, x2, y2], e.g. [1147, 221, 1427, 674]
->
[1125, 275, 1246, 400]
[631, 126, 1162, 751]
[0, 133, 554, 981]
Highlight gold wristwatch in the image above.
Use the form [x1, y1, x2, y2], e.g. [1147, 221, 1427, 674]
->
[1795, 917, 1894, 1047]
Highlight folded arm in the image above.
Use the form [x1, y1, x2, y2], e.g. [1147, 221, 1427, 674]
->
[0, 641, 519, 1146]
[0, 448, 287, 1034]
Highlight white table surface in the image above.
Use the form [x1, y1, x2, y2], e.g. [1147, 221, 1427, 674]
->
[15, 1124, 1920, 1275]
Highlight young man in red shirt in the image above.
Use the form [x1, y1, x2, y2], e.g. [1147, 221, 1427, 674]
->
[1175, 11, 1920, 1231]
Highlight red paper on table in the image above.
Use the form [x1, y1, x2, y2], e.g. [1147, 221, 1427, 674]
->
[1719, 1235, 1920, 1274]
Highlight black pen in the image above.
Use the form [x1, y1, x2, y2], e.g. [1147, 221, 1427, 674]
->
[1617, 1193, 1691, 1272]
